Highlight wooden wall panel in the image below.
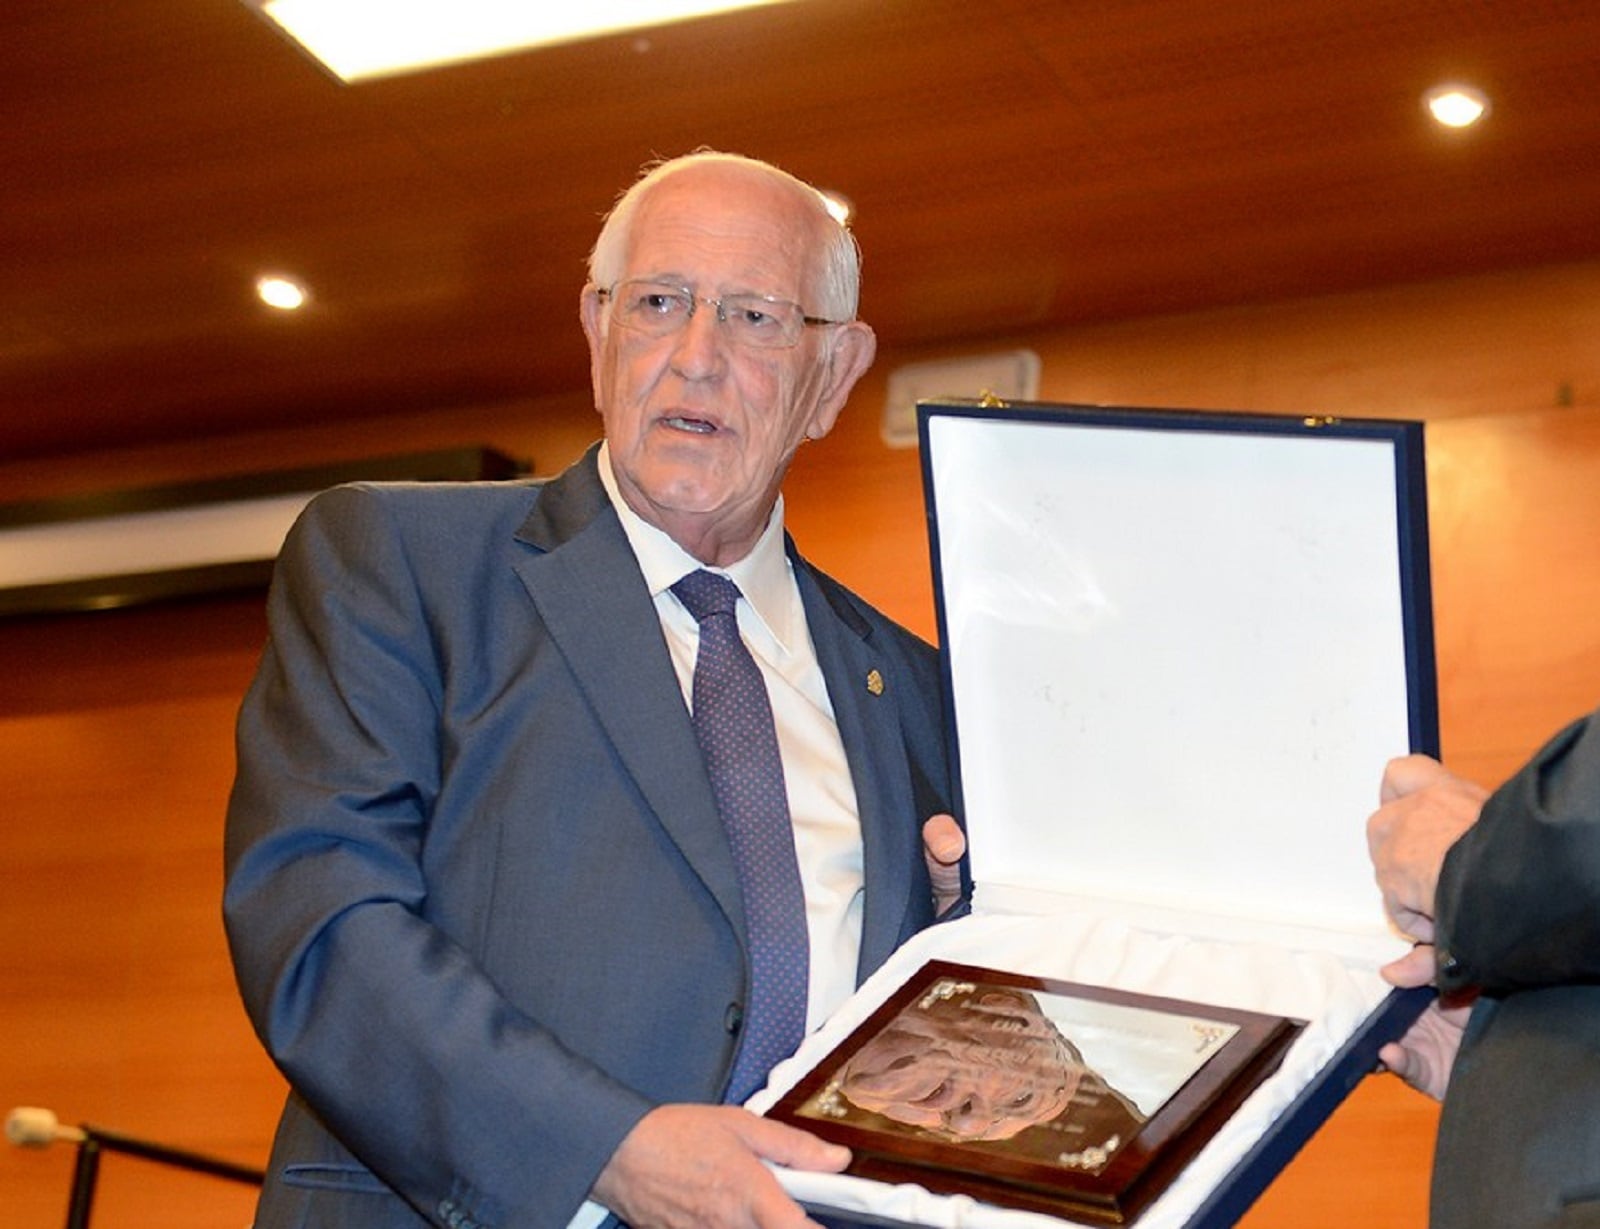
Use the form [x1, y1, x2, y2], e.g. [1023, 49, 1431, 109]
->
[1, 599, 282, 1228]
[4, 260, 1597, 1227]
[1425, 405, 1600, 784]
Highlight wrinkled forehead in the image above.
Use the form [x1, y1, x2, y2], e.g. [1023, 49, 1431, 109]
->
[624, 164, 828, 294]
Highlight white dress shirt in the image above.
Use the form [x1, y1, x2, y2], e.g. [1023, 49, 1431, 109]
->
[596, 444, 866, 1030]
[568, 448, 868, 1229]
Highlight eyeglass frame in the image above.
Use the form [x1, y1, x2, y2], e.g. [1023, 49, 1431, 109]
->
[595, 278, 848, 349]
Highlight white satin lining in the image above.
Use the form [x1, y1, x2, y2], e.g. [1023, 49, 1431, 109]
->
[752, 907, 1394, 1229]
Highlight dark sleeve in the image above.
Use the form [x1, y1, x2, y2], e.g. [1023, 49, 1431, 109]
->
[1435, 707, 1600, 995]
[224, 485, 650, 1229]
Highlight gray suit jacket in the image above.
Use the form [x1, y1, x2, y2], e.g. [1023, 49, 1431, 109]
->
[223, 447, 954, 1229]
[1432, 707, 1600, 1229]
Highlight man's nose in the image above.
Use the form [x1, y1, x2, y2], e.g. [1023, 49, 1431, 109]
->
[669, 298, 728, 377]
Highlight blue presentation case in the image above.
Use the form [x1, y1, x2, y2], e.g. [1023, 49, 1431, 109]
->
[762, 401, 1438, 1228]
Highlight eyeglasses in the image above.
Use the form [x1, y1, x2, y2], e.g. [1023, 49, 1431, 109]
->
[597, 279, 845, 349]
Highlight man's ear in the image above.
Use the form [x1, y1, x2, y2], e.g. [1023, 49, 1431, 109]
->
[804, 321, 877, 442]
[579, 286, 608, 409]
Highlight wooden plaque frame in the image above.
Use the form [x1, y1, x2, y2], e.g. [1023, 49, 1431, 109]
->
[769, 961, 1304, 1225]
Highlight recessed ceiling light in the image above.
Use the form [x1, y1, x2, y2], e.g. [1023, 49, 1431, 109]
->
[256, 275, 309, 311]
[1423, 83, 1491, 129]
[245, 0, 801, 83]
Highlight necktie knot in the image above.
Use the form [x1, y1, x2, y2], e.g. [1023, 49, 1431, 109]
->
[673, 569, 741, 623]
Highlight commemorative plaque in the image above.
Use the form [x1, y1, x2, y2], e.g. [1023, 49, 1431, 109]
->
[759, 401, 1439, 1228]
[770, 961, 1303, 1225]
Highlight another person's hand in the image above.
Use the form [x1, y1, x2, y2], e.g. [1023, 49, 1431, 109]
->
[1378, 993, 1473, 1102]
[921, 814, 965, 916]
[1366, 755, 1487, 940]
[1380, 938, 1438, 989]
[593, 1104, 849, 1229]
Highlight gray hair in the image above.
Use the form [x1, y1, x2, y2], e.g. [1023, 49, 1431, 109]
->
[586, 151, 861, 320]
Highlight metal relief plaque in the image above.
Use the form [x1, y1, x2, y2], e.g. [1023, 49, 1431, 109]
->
[768, 961, 1304, 1225]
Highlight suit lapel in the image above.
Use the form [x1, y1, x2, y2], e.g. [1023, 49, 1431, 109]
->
[505, 454, 919, 984]
[794, 558, 919, 983]
[508, 451, 745, 936]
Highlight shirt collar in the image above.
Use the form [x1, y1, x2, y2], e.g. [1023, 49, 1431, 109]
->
[597, 442, 799, 652]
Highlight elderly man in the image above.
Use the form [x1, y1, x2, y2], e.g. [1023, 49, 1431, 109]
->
[224, 151, 966, 1229]
[1367, 705, 1600, 1228]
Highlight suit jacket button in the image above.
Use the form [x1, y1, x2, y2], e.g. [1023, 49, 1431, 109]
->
[725, 1002, 744, 1035]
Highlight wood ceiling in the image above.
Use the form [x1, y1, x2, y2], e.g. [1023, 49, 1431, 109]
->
[6, 0, 1600, 463]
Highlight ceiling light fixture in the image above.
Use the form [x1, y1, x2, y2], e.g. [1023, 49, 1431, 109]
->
[1423, 83, 1490, 129]
[245, 0, 801, 83]
[256, 274, 308, 311]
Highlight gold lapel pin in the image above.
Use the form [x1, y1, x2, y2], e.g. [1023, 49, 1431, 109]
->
[866, 669, 885, 696]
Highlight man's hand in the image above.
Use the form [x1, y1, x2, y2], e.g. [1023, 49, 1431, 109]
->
[1378, 991, 1473, 1102]
[1380, 940, 1439, 989]
[1366, 755, 1487, 940]
[592, 1105, 850, 1229]
[921, 814, 966, 916]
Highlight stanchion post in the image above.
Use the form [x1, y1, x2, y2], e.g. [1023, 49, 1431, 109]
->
[64, 1136, 101, 1229]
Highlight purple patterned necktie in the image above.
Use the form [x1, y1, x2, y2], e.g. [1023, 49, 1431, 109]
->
[672, 569, 809, 1103]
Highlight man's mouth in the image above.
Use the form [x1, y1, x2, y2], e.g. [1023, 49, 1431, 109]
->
[663, 414, 717, 435]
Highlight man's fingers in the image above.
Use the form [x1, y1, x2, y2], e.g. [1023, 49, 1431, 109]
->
[736, 1114, 851, 1173]
[1378, 1039, 1438, 1098]
[1377, 1000, 1469, 1102]
[595, 1106, 849, 1229]
[1380, 943, 1438, 987]
[1378, 754, 1452, 803]
[921, 813, 965, 864]
[921, 814, 966, 915]
[1377, 1040, 1414, 1079]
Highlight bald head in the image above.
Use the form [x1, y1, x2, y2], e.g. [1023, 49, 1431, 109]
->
[587, 151, 860, 321]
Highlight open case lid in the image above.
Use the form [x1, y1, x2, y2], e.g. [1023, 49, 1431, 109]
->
[919, 401, 1438, 949]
